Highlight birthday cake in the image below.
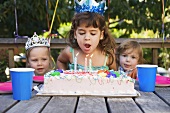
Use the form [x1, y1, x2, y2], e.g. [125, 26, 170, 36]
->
[40, 69, 138, 96]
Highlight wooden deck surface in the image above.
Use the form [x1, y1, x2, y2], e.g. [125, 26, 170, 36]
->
[0, 82, 170, 113]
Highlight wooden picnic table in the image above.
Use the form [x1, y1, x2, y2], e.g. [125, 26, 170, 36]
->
[0, 82, 170, 113]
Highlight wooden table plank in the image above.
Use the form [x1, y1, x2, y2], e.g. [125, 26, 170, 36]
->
[107, 98, 142, 113]
[76, 96, 108, 113]
[135, 91, 170, 113]
[5, 90, 51, 113]
[0, 82, 39, 112]
[1, 81, 170, 113]
[0, 83, 45, 112]
[154, 87, 170, 106]
[41, 96, 77, 113]
[0, 95, 18, 113]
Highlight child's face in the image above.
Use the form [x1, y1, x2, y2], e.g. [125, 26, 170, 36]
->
[28, 47, 50, 75]
[119, 48, 139, 71]
[75, 24, 103, 54]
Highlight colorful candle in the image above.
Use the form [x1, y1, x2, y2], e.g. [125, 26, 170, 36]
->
[85, 54, 89, 72]
[89, 54, 93, 72]
[74, 52, 79, 72]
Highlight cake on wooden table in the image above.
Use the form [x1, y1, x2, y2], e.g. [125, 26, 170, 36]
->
[33, 0, 139, 96]
[37, 69, 138, 96]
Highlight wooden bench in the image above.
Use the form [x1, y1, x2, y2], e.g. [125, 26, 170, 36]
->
[0, 38, 170, 68]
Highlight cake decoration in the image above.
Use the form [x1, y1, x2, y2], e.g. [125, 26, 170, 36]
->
[44, 69, 135, 83]
[85, 54, 89, 72]
[39, 69, 138, 96]
[74, 52, 79, 72]
[89, 54, 93, 72]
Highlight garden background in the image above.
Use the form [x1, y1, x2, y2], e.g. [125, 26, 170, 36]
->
[0, 0, 170, 81]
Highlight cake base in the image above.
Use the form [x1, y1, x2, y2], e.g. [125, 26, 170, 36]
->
[39, 70, 140, 97]
[35, 85, 140, 97]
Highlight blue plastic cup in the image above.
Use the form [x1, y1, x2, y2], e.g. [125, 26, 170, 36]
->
[10, 68, 35, 100]
[137, 65, 158, 92]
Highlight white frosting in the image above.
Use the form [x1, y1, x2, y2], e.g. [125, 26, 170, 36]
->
[42, 71, 136, 95]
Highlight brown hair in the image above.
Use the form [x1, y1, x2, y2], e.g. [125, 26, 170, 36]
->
[116, 40, 145, 66]
[67, 12, 116, 66]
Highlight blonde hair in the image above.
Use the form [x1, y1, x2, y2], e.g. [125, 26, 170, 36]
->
[116, 40, 145, 66]
[25, 47, 55, 70]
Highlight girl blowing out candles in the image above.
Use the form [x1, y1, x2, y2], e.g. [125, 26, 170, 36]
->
[57, 0, 117, 71]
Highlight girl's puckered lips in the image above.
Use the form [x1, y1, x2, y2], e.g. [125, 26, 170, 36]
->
[84, 44, 91, 48]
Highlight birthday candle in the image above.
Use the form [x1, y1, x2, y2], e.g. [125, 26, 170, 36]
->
[89, 54, 93, 72]
[85, 54, 89, 72]
[89, 59, 92, 72]
[74, 52, 79, 73]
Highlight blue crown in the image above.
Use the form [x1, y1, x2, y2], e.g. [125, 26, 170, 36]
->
[74, 0, 107, 15]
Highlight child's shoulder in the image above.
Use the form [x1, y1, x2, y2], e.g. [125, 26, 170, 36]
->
[64, 46, 71, 51]
[58, 46, 72, 58]
[62, 46, 73, 54]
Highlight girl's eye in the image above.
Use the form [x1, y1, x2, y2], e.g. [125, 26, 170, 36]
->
[42, 58, 47, 61]
[132, 56, 136, 59]
[122, 54, 127, 57]
[80, 33, 85, 35]
[79, 32, 85, 35]
[32, 59, 37, 62]
[90, 31, 96, 35]
[132, 56, 138, 59]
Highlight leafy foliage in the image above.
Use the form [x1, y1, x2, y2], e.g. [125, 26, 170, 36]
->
[0, 49, 9, 82]
[0, 0, 170, 38]
[159, 48, 170, 69]
[108, 0, 170, 38]
[0, 0, 74, 38]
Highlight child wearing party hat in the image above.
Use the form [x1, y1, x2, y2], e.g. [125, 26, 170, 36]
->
[25, 32, 55, 75]
[57, 0, 117, 71]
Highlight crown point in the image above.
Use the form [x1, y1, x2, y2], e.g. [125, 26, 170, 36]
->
[25, 32, 50, 50]
[75, 0, 107, 15]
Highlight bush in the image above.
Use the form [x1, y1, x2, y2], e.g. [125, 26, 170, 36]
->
[0, 49, 9, 82]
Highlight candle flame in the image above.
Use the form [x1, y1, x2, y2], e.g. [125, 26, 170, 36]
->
[86, 54, 89, 57]
[90, 54, 93, 58]
[76, 52, 79, 56]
